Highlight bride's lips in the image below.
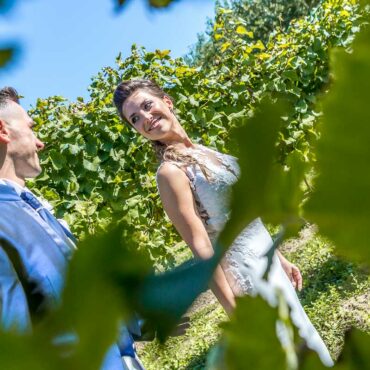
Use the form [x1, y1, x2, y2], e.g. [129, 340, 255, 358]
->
[148, 117, 161, 132]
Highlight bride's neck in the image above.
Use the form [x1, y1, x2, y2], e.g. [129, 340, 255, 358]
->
[160, 124, 193, 148]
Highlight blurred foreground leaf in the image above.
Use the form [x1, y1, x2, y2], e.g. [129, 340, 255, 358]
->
[0, 334, 62, 370]
[305, 23, 370, 263]
[0, 48, 14, 68]
[219, 99, 306, 249]
[0, 0, 17, 14]
[0, 224, 219, 366]
[115, 0, 177, 10]
[137, 255, 219, 341]
[149, 0, 174, 7]
[334, 329, 370, 370]
[222, 295, 286, 370]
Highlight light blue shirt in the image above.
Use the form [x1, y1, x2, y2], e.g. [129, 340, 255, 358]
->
[0, 180, 129, 370]
[0, 179, 75, 247]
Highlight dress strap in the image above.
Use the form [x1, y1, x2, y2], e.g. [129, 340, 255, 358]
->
[182, 164, 210, 225]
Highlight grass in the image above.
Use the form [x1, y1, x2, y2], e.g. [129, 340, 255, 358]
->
[137, 300, 226, 369]
[137, 225, 369, 369]
[281, 225, 369, 359]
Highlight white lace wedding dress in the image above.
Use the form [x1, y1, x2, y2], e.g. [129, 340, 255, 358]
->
[159, 144, 333, 367]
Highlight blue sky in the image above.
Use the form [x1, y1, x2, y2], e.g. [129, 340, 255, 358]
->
[0, 0, 215, 108]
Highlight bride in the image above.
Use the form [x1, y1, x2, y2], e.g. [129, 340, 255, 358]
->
[113, 79, 333, 366]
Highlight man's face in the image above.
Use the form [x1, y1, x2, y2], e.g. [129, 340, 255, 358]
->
[2, 101, 44, 179]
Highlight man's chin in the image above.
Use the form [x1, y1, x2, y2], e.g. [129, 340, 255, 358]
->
[25, 166, 42, 179]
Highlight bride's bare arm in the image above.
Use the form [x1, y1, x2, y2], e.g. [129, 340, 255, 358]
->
[276, 250, 303, 291]
[157, 163, 236, 315]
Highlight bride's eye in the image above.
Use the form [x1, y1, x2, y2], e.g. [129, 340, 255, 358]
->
[132, 116, 139, 125]
[144, 101, 152, 110]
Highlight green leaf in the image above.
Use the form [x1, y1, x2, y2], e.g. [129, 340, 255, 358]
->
[219, 99, 305, 248]
[137, 256, 219, 341]
[222, 295, 286, 370]
[82, 157, 100, 172]
[155, 49, 171, 58]
[0, 47, 14, 67]
[49, 150, 67, 170]
[236, 25, 253, 38]
[221, 42, 231, 53]
[149, 0, 173, 8]
[305, 23, 370, 262]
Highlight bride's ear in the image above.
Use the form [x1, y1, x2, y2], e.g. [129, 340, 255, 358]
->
[163, 95, 173, 110]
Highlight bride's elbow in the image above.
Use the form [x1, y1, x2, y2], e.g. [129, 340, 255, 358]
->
[189, 241, 215, 260]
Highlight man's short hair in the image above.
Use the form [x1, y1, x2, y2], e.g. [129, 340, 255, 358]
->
[0, 87, 19, 109]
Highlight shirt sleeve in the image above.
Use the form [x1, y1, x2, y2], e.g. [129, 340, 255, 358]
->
[0, 238, 32, 333]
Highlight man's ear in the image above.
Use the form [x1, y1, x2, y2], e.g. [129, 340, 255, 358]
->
[0, 119, 10, 144]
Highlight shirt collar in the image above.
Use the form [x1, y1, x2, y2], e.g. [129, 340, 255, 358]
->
[0, 178, 26, 196]
[0, 178, 53, 211]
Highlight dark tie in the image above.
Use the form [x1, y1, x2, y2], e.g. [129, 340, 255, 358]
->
[20, 191, 77, 246]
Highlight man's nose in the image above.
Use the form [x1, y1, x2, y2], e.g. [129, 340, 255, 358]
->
[36, 138, 45, 151]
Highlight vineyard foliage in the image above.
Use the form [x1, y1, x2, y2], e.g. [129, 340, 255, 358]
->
[30, 0, 366, 270]
[186, 0, 321, 65]
[1, 1, 369, 369]
[305, 21, 370, 263]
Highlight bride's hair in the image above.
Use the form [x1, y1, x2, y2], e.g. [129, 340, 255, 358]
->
[113, 79, 211, 179]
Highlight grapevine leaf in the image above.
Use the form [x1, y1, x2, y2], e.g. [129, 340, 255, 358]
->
[305, 23, 370, 262]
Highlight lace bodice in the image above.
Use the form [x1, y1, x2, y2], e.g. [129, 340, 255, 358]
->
[157, 145, 239, 241]
[157, 145, 273, 294]
[167, 145, 240, 242]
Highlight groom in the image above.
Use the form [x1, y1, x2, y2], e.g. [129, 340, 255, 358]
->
[0, 87, 144, 370]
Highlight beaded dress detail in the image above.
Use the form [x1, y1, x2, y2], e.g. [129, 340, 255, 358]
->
[157, 144, 333, 367]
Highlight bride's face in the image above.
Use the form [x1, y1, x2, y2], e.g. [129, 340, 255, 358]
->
[121, 89, 176, 141]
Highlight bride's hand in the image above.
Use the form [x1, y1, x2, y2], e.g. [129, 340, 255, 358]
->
[277, 252, 303, 291]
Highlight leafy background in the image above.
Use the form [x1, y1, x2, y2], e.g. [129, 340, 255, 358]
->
[0, 0, 369, 369]
[30, 0, 366, 269]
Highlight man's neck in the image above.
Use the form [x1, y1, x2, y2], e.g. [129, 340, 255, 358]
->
[0, 173, 25, 187]
[0, 159, 26, 187]
[0, 178, 25, 194]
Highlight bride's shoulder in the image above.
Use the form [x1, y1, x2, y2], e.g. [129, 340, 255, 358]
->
[156, 161, 187, 182]
[156, 161, 190, 193]
[157, 161, 182, 175]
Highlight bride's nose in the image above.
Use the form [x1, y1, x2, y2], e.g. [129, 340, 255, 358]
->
[142, 110, 152, 121]
[142, 111, 153, 130]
